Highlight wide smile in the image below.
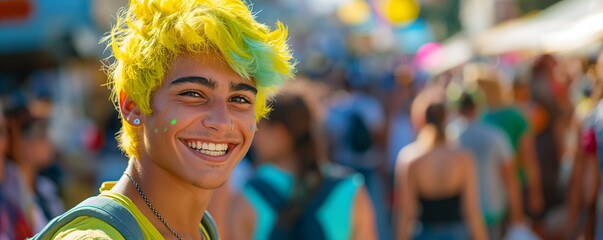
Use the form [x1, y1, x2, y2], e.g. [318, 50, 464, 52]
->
[180, 138, 236, 162]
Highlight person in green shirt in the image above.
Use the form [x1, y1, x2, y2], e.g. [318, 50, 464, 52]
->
[464, 63, 544, 236]
[32, 0, 295, 239]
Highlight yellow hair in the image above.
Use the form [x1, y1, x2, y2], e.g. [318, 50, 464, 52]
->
[104, 0, 295, 158]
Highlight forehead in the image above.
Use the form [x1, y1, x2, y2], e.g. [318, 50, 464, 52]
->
[164, 52, 252, 86]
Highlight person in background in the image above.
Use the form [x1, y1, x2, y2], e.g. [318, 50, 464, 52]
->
[385, 65, 417, 186]
[455, 91, 537, 240]
[563, 51, 602, 240]
[528, 55, 569, 232]
[395, 85, 487, 240]
[323, 73, 390, 240]
[467, 64, 545, 229]
[2, 95, 63, 237]
[0, 100, 32, 240]
[231, 84, 377, 240]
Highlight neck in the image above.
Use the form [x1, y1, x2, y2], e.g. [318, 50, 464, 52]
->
[112, 158, 212, 240]
[417, 124, 446, 148]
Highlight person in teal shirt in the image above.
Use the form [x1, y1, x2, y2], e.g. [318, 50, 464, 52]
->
[230, 84, 377, 240]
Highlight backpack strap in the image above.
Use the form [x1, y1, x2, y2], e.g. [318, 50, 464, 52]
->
[30, 196, 143, 240]
[296, 176, 344, 240]
[247, 178, 288, 210]
[201, 211, 220, 240]
[247, 175, 345, 240]
[304, 176, 342, 213]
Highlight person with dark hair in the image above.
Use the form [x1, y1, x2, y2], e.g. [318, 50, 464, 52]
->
[0, 100, 34, 240]
[564, 51, 603, 240]
[323, 73, 390, 240]
[395, 86, 487, 240]
[528, 55, 570, 232]
[465, 63, 544, 227]
[230, 86, 377, 240]
[456, 92, 537, 239]
[2, 97, 63, 237]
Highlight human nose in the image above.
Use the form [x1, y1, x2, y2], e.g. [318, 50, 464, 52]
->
[202, 100, 233, 131]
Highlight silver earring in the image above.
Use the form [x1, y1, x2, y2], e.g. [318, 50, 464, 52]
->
[133, 118, 141, 125]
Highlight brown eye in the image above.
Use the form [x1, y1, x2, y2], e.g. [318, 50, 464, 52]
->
[229, 96, 251, 104]
[179, 91, 202, 97]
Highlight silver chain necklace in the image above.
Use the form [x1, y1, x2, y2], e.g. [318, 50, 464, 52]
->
[124, 173, 206, 240]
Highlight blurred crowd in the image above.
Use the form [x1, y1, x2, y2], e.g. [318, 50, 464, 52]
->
[1, 0, 603, 239]
[3, 52, 603, 240]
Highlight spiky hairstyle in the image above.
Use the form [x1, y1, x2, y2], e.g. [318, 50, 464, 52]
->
[105, 0, 295, 158]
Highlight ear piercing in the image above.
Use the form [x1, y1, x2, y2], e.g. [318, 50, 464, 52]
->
[133, 118, 141, 125]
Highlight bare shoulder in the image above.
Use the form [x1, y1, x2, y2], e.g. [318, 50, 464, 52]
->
[396, 142, 422, 168]
[352, 185, 373, 220]
[351, 185, 377, 239]
[353, 185, 371, 207]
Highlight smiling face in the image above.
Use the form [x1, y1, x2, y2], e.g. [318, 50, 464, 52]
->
[133, 52, 257, 189]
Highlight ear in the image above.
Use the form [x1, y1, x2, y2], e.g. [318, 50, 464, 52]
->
[119, 91, 143, 126]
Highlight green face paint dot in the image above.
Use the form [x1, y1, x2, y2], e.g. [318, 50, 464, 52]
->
[170, 119, 177, 125]
[163, 128, 167, 132]
[154, 129, 158, 133]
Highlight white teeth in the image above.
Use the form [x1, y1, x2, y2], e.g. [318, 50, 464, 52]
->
[199, 149, 226, 156]
[186, 140, 228, 156]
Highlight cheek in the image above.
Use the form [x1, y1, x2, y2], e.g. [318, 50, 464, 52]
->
[146, 105, 188, 133]
[235, 110, 257, 135]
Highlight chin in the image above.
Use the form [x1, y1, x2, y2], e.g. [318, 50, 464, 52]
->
[191, 177, 228, 190]
[185, 169, 231, 190]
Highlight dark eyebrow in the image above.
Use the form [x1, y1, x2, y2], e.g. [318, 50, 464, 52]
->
[230, 82, 258, 95]
[171, 76, 216, 89]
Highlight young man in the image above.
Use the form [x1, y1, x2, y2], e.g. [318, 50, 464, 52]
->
[33, 0, 294, 239]
[455, 92, 537, 240]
